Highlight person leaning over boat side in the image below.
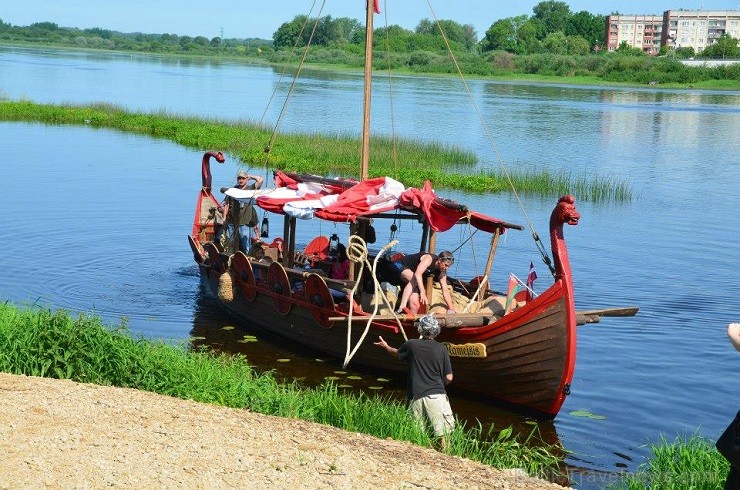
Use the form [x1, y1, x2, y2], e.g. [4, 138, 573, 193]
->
[395, 251, 456, 315]
[374, 315, 455, 450]
[219, 170, 263, 253]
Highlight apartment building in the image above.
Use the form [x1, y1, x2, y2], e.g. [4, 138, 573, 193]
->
[605, 10, 739, 55]
[605, 15, 663, 54]
[661, 10, 740, 53]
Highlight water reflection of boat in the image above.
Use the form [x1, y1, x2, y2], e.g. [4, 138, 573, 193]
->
[187, 1, 637, 419]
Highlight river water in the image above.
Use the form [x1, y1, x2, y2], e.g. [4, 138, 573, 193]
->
[1, 45, 739, 487]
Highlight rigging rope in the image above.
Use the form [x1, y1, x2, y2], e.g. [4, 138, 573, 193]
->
[425, 0, 555, 277]
[262, 0, 327, 170]
[342, 236, 406, 369]
[257, 0, 320, 128]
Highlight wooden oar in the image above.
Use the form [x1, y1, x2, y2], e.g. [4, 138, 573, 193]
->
[327, 312, 493, 328]
[577, 307, 639, 317]
[576, 306, 639, 326]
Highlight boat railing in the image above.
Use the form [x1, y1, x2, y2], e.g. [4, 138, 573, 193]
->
[250, 260, 356, 294]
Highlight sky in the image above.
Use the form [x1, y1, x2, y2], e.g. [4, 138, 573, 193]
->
[1, 1, 738, 41]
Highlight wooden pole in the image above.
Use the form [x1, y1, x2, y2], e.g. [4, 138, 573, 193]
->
[360, 0, 374, 181]
[282, 215, 290, 266]
[479, 228, 501, 301]
[287, 216, 296, 268]
[348, 222, 359, 281]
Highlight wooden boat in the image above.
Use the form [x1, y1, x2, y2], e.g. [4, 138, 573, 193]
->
[188, 1, 637, 419]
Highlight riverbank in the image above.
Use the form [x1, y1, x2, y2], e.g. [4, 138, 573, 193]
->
[0, 372, 566, 488]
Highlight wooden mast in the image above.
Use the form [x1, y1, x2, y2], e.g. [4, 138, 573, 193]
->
[360, 0, 374, 181]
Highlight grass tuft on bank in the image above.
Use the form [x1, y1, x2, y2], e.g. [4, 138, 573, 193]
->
[0, 301, 563, 480]
[609, 434, 730, 489]
[0, 99, 631, 202]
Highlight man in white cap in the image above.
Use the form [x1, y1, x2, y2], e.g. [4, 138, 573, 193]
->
[220, 170, 263, 252]
[374, 315, 455, 450]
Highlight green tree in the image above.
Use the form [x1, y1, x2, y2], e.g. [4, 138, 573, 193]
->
[566, 35, 590, 55]
[273, 15, 308, 49]
[542, 31, 567, 54]
[566, 10, 604, 47]
[616, 41, 643, 56]
[701, 34, 739, 59]
[84, 27, 113, 39]
[518, 19, 542, 53]
[674, 46, 696, 59]
[160, 33, 178, 44]
[332, 17, 362, 44]
[480, 15, 528, 53]
[30, 21, 60, 31]
[532, 1, 571, 38]
[415, 18, 477, 51]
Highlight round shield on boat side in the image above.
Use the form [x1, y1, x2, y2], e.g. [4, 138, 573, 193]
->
[203, 242, 227, 274]
[304, 273, 335, 328]
[231, 251, 257, 301]
[304, 236, 330, 262]
[188, 235, 207, 263]
[267, 262, 292, 315]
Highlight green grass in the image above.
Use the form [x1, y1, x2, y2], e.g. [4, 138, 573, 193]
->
[0, 99, 632, 202]
[610, 434, 730, 489]
[0, 300, 563, 480]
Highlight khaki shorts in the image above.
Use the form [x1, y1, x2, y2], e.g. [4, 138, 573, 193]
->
[409, 393, 455, 437]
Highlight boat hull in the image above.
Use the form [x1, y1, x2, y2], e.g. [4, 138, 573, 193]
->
[198, 261, 575, 419]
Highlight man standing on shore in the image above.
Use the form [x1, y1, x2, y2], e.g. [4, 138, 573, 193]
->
[374, 315, 455, 450]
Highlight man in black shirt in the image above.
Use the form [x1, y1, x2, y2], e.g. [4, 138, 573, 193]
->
[375, 315, 455, 450]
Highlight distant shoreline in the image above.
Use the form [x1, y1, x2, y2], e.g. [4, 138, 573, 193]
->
[2, 41, 739, 92]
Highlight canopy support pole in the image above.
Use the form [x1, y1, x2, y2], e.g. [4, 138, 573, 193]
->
[479, 228, 501, 301]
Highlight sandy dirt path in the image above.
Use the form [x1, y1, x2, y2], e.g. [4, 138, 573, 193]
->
[0, 373, 568, 488]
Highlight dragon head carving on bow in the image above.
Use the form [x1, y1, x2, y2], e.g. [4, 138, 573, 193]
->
[551, 194, 580, 228]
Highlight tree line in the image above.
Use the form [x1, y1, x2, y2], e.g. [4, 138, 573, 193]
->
[1, 1, 738, 85]
[0, 19, 271, 56]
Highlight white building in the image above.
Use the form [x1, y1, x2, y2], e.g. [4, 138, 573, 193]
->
[605, 15, 663, 54]
[605, 10, 739, 55]
[662, 10, 740, 53]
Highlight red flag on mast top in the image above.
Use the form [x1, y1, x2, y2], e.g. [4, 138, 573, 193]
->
[373, 0, 381, 14]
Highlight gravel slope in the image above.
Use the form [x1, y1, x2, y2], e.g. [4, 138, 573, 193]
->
[0, 373, 568, 489]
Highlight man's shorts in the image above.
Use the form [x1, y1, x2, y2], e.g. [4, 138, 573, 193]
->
[410, 393, 455, 437]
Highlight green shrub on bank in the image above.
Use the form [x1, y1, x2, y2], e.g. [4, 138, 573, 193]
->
[0, 301, 562, 479]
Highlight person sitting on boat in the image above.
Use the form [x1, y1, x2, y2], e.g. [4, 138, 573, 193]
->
[329, 243, 350, 280]
[219, 170, 263, 253]
[248, 243, 267, 281]
[374, 315, 455, 451]
[394, 251, 456, 315]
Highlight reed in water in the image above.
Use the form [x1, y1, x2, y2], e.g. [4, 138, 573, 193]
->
[0, 100, 632, 202]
